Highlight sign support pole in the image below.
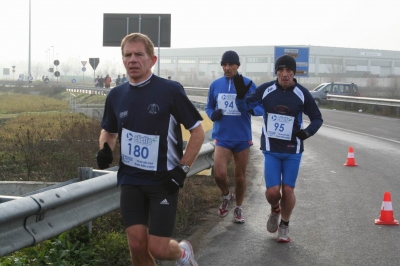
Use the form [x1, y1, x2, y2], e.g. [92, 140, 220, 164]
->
[157, 16, 161, 76]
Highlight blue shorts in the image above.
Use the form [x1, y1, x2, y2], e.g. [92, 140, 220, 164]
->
[215, 139, 253, 152]
[263, 151, 302, 188]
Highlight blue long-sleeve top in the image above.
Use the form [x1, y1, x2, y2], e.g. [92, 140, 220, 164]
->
[236, 79, 323, 153]
[205, 75, 264, 141]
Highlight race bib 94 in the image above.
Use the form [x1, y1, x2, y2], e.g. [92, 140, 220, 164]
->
[217, 93, 240, 116]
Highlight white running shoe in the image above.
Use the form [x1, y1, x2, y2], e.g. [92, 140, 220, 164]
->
[266, 211, 280, 233]
[233, 206, 245, 223]
[218, 191, 235, 217]
[177, 240, 198, 266]
[277, 224, 290, 243]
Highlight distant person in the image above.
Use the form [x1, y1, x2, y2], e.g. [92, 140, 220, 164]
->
[115, 75, 121, 86]
[42, 75, 45, 81]
[95, 75, 100, 87]
[44, 76, 49, 84]
[234, 55, 323, 242]
[104, 74, 112, 88]
[28, 75, 33, 83]
[96, 32, 204, 265]
[205, 50, 264, 224]
[98, 76, 104, 88]
[121, 73, 127, 83]
[18, 75, 23, 82]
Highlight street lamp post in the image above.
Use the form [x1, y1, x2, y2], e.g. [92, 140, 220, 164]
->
[47, 48, 50, 78]
[45, 50, 48, 78]
[28, 0, 31, 76]
[51, 46, 54, 80]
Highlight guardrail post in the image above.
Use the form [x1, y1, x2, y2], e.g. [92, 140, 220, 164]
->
[78, 167, 94, 233]
[69, 93, 76, 111]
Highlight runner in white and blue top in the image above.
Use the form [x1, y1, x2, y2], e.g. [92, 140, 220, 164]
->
[236, 78, 322, 154]
[234, 54, 323, 243]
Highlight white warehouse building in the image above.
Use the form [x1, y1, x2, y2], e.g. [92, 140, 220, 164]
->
[155, 45, 400, 81]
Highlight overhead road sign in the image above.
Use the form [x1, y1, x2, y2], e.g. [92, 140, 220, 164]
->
[103, 13, 171, 47]
[274, 46, 310, 77]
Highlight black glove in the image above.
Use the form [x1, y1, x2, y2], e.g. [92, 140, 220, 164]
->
[162, 166, 187, 194]
[248, 109, 255, 116]
[295, 130, 309, 140]
[96, 142, 113, 169]
[233, 74, 253, 99]
[211, 109, 223, 121]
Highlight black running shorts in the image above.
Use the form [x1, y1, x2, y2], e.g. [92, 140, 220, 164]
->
[120, 184, 179, 237]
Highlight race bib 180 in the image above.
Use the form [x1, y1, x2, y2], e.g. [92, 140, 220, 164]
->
[121, 128, 160, 171]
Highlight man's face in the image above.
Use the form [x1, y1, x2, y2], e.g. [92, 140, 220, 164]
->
[122, 41, 157, 83]
[276, 68, 295, 89]
[222, 63, 239, 78]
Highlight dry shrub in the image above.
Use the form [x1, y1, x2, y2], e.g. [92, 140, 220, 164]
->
[0, 93, 69, 114]
[0, 112, 102, 181]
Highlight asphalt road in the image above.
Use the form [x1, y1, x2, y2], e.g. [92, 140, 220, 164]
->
[163, 104, 400, 266]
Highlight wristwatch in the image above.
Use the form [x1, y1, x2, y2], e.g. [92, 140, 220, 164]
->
[179, 164, 190, 174]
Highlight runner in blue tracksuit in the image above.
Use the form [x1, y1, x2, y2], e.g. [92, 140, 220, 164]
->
[234, 55, 323, 242]
[205, 50, 264, 224]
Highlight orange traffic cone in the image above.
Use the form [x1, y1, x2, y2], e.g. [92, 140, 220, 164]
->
[344, 146, 358, 166]
[375, 191, 399, 225]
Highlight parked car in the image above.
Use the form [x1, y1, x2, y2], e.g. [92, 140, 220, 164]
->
[309, 82, 360, 105]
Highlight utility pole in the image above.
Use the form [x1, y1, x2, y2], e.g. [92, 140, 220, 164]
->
[28, 0, 31, 76]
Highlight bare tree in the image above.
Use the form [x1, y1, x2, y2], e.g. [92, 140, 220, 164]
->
[60, 59, 73, 76]
[367, 75, 379, 94]
[31, 62, 44, 80]
[327, 63, 346, 82]
[72, 68, 81, 77]
[388, 77, 400, 99]
[98, 59, 113, 77]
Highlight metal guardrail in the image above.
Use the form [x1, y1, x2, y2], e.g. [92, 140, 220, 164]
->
[66, 86, 210, 115]
[327, 94, 400, 107]
[0, 142, 215, 257]
[73, 103, 104, 108]
[65, 85, 399, 109]
[0, 82, 36, 88]
[65, 86, 207, 96]
[65, 85, 400, 119]
[66, 87, 110, 95]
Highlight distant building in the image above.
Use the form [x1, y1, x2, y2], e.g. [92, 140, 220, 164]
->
[156, 45, 400, 79]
